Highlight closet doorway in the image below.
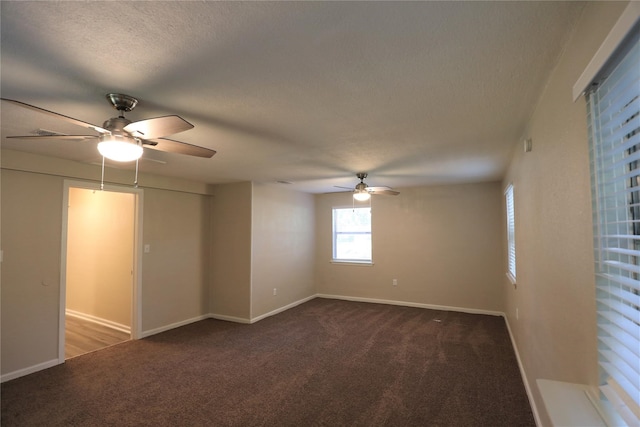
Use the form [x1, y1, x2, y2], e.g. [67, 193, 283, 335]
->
[59, 182, 143, 361]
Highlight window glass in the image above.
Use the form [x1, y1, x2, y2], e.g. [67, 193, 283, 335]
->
[333, 207, 371, 262]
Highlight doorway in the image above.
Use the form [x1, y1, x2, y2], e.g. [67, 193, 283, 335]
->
[59, 181, 143, 361]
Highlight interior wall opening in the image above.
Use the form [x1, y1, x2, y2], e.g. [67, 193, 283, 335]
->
[63, 186, 137, 359]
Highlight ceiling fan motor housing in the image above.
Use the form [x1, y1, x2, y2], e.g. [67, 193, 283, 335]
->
[100, 116, 140, 149]
[355, 172, 369, 192]
[355, 182, 368, 192]
[103, 116, 132, 134]
[102, 116, 139, 143]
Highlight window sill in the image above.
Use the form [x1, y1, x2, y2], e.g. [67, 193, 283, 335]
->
[537, 379, 608, 427]
[331, 260, 374, 266]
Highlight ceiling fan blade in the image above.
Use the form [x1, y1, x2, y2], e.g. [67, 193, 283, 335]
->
[143, 137, 216, 158]
[5, 134, 98, 141]
[1, 98, 108, 134]
[334, 185, 355, 191]
[368, 187, 400, 196]
[124, 115, 194, 140]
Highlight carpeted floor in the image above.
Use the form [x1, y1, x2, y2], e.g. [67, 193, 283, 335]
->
[1, 298, 535, 426]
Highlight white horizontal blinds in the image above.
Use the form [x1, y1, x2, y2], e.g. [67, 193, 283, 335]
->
[602, 378, 640, 425]
[506, 184, 516, 280]
[588, 34, 640, 425]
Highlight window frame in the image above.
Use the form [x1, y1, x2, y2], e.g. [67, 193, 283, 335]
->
[331, 206, 373, 265]
[505, 183, 516, 285]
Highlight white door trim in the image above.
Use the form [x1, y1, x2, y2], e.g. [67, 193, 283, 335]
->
[59, 180, 144, 363]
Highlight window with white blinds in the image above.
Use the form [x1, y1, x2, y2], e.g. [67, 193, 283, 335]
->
[505, 184, 516, 283]
[332, 207, 372, 262]
[587, 34, 640, 426]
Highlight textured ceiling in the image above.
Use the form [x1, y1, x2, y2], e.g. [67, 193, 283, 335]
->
[0, 1, 585, 193]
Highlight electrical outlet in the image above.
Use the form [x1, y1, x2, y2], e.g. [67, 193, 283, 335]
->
[273, 288, 277, 296]
[392, 279, 398, 286]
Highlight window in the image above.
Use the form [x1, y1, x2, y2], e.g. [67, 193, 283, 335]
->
[587, 33, 639, 426]
[332, 207, 371, 263]
[505, 184, 516, 284]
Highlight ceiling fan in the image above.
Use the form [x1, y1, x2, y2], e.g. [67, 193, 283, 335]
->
[1, 94, 216, 162]
[338, 173, 400, 201]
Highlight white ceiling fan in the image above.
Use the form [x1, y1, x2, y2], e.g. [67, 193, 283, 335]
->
[337, 173, 400, 201]
[1, 94, 216, 162]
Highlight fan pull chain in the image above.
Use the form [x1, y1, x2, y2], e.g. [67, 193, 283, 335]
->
[134, 158, 139, 188]
[100, 156, 105, 191]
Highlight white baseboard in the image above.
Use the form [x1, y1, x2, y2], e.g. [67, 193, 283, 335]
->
[66, 309, 130, 334]
[504, 315, 542, 427]
[1, 358, 60, 383]
[140, 314, 209, 338]
[316, 294, 504, 317]
[249, 295, 317, 323]
[208, 295, 317, 324]
[209, 313, 251, 324]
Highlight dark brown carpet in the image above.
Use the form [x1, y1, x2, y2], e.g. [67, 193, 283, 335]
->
[1, 298, 535, 426]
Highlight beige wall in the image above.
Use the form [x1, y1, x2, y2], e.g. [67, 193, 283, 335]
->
[209, 182, 252, 320]
[315, 182, 504, 312]
[1, 169, 64, 374]
[66, 188, 134, 327]
[502, 2, 629, 425]
[141, 188, 211, 331]
[1, 150, 213, 377]
[251, 183, 315, 318]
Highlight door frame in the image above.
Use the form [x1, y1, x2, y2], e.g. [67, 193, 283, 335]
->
[58, 179, 144, 363]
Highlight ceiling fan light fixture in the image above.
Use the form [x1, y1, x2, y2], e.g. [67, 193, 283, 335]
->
[97, 136, 143, 162]
[353, 191, 371, 201]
